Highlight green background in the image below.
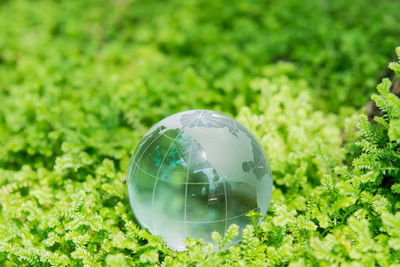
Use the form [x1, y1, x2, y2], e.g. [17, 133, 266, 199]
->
[0, 0, 399, 266]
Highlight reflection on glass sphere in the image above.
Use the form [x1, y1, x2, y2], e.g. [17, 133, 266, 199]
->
[127, 110, 272, 250]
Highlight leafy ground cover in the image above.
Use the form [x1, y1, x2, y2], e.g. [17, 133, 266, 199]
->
[0, 0, 399, 266]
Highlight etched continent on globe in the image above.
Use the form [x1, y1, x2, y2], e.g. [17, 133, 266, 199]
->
[127, 110, 272, 250]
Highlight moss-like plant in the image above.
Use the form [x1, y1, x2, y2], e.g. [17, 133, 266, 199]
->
[0, 0, 400, 265]
[0, 49, 398, 266]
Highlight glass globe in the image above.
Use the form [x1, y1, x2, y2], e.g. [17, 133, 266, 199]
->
[127, 110, 272, 250]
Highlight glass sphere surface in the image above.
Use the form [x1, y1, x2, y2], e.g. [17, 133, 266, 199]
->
[127, 110, 272, 250]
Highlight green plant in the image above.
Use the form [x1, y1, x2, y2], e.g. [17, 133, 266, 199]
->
[0, 0, 399, 265]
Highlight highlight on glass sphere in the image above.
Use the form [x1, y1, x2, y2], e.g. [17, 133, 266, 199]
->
[127, 110, 272, 250]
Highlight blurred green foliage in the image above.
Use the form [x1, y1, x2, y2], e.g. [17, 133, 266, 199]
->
[0, 0, 399, 265]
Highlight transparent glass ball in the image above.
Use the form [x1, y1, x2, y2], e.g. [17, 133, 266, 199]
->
[127, 110, 272, 250]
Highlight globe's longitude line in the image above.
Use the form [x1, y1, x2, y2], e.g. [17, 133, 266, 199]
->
[151, 116, 199, 207]
[133, 131, 166, 174]
[223, 176, 228, 235]
[206, 115, 266, 238]
[232, 116, 237, 133]
[147, 113, 202, 232]
[215, 116, 272, 224]
[202, 117, 230, 236]
[133, 153, 264, 185]
[183, 114, 202, 239]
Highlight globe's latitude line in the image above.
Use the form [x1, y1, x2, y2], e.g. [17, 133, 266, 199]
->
[153, 210, 258, 224]
[132, 156, 265, 185]
[130, 158, 266, 222]
[131, 162, 210, 184]
[159, 132, 177, 141]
